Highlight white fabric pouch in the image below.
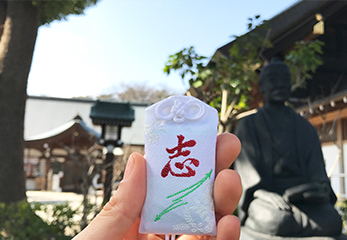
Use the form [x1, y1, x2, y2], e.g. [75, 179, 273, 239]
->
[139, 95, 218, 236]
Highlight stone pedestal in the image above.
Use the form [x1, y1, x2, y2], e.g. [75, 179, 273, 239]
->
[240, 227, 347, 240]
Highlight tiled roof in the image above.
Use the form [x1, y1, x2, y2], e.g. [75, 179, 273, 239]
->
[215, 0, 339, 60]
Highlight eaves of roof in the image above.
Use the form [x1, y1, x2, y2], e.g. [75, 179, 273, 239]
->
[25, 119, 100, 151]
[28, 95, 151, 107]
[215, 0, 340, 60]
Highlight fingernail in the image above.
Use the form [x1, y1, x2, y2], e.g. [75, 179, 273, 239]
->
[123, 154, 135, 180]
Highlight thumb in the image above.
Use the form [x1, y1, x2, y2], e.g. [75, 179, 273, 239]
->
[73, 152, 146, 240]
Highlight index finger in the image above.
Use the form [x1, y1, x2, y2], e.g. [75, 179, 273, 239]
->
[215, 133, 241, 175]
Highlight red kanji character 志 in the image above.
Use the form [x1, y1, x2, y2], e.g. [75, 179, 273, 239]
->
[161, 134, 200, 178]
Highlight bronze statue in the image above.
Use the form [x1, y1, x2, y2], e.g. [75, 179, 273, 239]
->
[234, 58, 343, 238]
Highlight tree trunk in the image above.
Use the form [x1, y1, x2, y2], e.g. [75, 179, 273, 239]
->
[0, 1, 7, 39]
[0, 1, 39, 203]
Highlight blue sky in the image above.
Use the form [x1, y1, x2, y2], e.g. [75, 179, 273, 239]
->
[27, 0, 299, 99]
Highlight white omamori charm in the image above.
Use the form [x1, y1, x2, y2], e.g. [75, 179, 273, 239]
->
[140, 95, 218, 236]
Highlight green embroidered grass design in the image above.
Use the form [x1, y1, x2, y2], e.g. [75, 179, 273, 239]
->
[154, 169, 213, 221]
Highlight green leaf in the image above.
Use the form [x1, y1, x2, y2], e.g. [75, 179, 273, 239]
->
[192, 80, 204, 88]
[235, 88, 241, 95]
[229, 44, 239, 56]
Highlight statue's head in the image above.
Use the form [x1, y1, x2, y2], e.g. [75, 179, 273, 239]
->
[259, 57, 292, 104]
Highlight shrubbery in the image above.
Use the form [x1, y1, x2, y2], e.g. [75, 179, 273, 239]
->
[0, 201, 79, 240]
[337, 198, 347, 235]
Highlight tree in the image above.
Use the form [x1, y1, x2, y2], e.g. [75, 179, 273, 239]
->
[98, 83, 173, 103]
[164, 16, 324, 133]
[61, 144, 102, 230]
[0, 0, 98, 203]
[72, 95, 94, 100]
[284, 40, 324, 91]
[164, 15, 271, 133]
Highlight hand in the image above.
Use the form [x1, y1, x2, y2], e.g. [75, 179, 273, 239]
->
[73, 133, 242, 240]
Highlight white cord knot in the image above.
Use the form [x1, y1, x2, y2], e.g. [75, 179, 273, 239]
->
[155, 97, 205, 123]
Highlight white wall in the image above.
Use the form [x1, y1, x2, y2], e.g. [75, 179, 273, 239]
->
[322, 144, 341, 195]
[322, 143, 347, 197]
[25, 96, 148, 145]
